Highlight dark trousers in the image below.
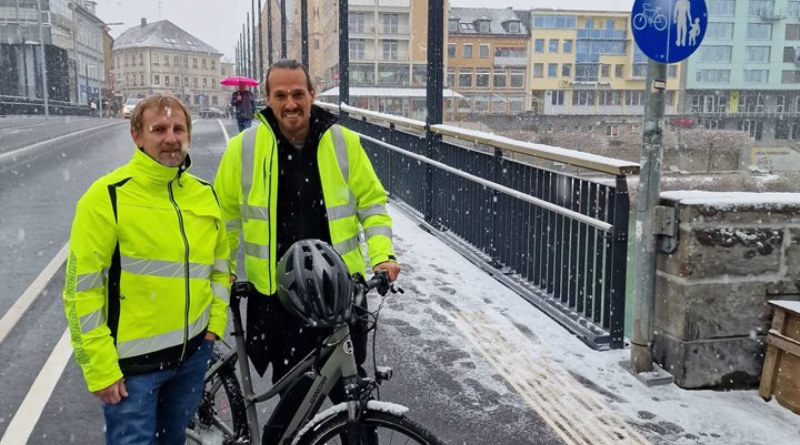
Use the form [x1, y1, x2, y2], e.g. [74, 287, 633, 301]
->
[236, 117, 253, 133]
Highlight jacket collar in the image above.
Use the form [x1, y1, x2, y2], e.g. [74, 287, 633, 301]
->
[130, 147, 191, 184]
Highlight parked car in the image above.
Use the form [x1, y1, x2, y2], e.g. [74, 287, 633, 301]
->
[199, 107, 226, 118]
[121, 98, 143, 119]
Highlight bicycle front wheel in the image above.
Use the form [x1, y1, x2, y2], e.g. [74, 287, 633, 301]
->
[186, 348, 249, 445]
[296, 410, 445, 445]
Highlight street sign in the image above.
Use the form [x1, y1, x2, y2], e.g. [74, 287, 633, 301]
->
[631, 0, 707, 63]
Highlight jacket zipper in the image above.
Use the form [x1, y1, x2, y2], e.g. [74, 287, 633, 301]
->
[168, 176, 191, 361]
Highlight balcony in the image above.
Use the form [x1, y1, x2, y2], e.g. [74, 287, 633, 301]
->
[758, 9, 787, 20]
[494, 56, 527, 67]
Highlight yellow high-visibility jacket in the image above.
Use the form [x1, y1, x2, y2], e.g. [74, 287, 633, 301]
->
[63, 149, 230, 392]
[214, 111, 395, 296]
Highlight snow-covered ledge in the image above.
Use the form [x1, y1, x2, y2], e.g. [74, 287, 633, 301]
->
[653, 191, 800, 389]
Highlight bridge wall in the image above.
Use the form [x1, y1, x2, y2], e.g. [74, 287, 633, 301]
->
[653, 192, 800, 389]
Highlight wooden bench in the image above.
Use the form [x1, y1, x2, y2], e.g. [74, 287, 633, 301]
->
[759, 300, 800, 415]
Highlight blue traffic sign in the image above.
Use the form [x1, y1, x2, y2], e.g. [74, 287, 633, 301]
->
[631, 0, 707, 63]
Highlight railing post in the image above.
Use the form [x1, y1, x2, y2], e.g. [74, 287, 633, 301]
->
[425, 0, 444, 226]
[609, 175, 631, 349]
[338, 0, 349, 108]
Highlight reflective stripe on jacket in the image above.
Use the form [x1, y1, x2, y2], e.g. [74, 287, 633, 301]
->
[63, 149, 230, 392]
[214, 112, 395, 296]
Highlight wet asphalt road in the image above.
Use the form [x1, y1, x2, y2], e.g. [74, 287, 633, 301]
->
[0, 116, 561, 445]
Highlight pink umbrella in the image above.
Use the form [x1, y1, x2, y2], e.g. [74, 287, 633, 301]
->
[220, 76, 259, 86]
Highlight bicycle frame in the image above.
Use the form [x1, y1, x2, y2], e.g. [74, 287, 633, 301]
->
[220, 293, 364, 445]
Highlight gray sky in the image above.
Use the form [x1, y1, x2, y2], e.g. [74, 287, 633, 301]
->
[97, 0, 634, 60]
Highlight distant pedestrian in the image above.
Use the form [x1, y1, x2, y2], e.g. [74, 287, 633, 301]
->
[230, 82, 255, 133]
[90, 100, 98, 117]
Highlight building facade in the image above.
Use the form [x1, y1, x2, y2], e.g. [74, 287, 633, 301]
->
[112, 19, 225, 110]
[71, 1, 105, 106]
[683, 0, 800, 145]
[526, 9, 682, 117]
[447, 7, 529, 116]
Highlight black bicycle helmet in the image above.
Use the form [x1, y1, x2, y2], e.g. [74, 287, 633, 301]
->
[276, 239, 354, 328]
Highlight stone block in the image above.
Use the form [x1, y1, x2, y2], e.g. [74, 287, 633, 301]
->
[671, 201, 800, 226]
[659, 226, 783, 279]
[655, 275, 770, 340]
[652, 332, 766, 389]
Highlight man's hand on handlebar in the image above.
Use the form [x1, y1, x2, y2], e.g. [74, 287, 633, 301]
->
[373, 261, 401, 282]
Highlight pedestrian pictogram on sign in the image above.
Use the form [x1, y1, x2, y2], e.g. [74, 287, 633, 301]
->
[631, 0, 707, 64]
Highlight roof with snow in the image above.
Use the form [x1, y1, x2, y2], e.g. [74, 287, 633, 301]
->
[317, 87, 464, 99]
[113, 20, 221, 55]
[449, 7, 528, 36]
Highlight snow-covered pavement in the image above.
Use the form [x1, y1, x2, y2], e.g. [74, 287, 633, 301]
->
[385, 202, 799, 445]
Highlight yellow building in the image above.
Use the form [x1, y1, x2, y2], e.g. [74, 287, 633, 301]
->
[447, 8, 529, 116]
[526, 9, 681, 116]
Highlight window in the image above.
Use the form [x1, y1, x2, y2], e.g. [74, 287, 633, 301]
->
[493, 71, 507, 88]
[696, 69, 731, 83]
[745, 46, 771, 63]
[784, 46, 799, 63]
[776, 96, 786, 113]
[705, 23, 734, 40]
[790, 1, 800, 17]
[351, 64, 375, 85]
[782, 70, 800, 83]
[748, 0, 775, 15]
[193, 77, 199, 87]
[154, 74, 160, 85]
[740, 94, 765, 112]
[165, 76, 170, 86]
[599, 91, 620, 106]
[788, 24, 800, 40]
[584, 18, 594, 29]
[463, 44, 473, 58]
[697, 45, 732, 62]
[776, 121, 792, 140]
[350, 13, 365, 33]
[377, 64, 409, 85]
[153, 53, 160, 65]
[708, 0, 736, 15]
[449, 19, 459, 33]
[607, 124, 620, 137]
[211, 60, 216, 70]
[668, 65, 677, 78]
[192, 57, 198, 68]
[534, 39, 544, 53]
[174, 56, 180, 66]
[563, 40, 573, 54]
[480, 44, 490, 58]
[476, 70, 490, 88]
[549, 39, 558, 53]
[510, 71, 524, 88]
[740, 120, 764, 140]
[139, 54, 143, 65]
[744, 69, 769, 83]
[459, 70, 472, 87]
[478, 20, 490, 33]
[626, 90, 644, 106]
[551, 90, 566, 105]
[508, 21, 520, 33]
[572, 91, 595, 106]
[140, 73, 145, 85]
[382, 40, 399, 60]
[164, 55, 169, 66]
[601, 64, 610, 77]
[174, 76, 179, 85]
[562, 63, 572, 77]
[548, 63, 558, 77]
[412, 65, 426, 86]
[350, 39, 365, 60]
[448, 44, 456, 57]
[202, 78, 208, 87]
[633, 63, 648, 78]
[380, 13, 399, 34]
[747, 23, 772, 39]
[615, 64, 624, 77]
[575, 64, 599, 82]
[202, 59, 207, 69]
[446, 69, 455, 87]
[533, 63, 544, 78]
[531, 15, 577, 28]
[606, 19, 615, 30]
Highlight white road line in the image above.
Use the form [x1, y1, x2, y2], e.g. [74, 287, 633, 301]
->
[0, 122, 123, 165]
[217, 119, 230, 142]
[0, 329, 72, 445]
[0, 243, 68, 345]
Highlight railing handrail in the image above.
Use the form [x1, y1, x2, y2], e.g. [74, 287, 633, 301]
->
[319, 102, 640, 176]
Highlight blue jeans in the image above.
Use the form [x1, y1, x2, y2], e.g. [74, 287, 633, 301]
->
[237, 117, 253, 133]
[102, 340, 214, 445]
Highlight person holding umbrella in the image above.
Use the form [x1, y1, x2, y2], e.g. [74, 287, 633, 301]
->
[225, 77, 257, 132]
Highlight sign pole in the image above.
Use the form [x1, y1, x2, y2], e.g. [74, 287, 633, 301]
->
[631, 59, 667, 374]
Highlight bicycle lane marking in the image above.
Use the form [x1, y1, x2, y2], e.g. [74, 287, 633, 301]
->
[217, 118, 231, 142]
[0, 329, 72, 445]
[0, 242, 68, 345]
[441, 307, 652, 445]
[0, 121, 124, 165]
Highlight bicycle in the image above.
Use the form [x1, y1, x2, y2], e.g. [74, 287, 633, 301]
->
[185, 271, 445, 445]
[632, 3, 668, 32]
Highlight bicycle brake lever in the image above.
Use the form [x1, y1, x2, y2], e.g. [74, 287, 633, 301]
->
[390, 283, 404, 294]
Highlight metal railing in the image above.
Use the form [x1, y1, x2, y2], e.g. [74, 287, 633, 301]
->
[0, 95, 90, 116]
[319, 102, 639, 349]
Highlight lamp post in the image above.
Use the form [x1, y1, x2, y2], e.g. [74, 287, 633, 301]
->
[35, 0, 49, 117]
